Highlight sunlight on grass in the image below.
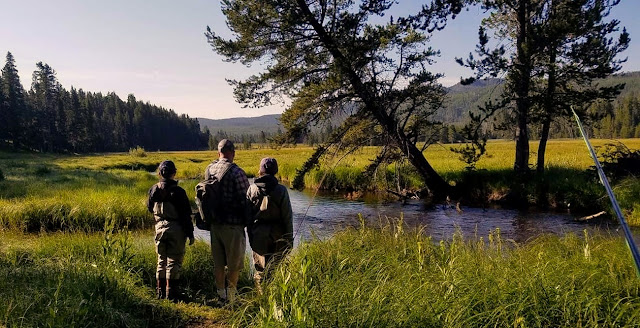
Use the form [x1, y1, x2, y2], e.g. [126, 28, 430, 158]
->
[0, 139, 639, 231]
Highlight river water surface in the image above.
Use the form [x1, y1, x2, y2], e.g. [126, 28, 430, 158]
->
[195, 184, 626, 245]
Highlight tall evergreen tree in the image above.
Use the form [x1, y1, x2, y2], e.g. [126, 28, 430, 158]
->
[0, 53, 207, 153]
[1, 52, 27, 148]
[30, 62, 62, 152]
[534, 0, 628, 174]
[207, 0, 467, 197]
[64, 87, 86, 152]
[458, 0, 541, 175]
[458, 0, 628, 175]
[0, 71, 5, 145]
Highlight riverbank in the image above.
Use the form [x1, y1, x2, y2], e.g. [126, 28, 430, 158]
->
[1, 139, 639, 232]
[235, 223, 640, 327]
[2, 224, 639, 327]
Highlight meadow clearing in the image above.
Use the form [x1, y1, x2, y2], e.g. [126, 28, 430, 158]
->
[2, 139, 640, 327]
[1, 138, 639, 232]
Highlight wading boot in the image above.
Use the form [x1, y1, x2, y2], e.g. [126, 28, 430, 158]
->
[166, 279, 181, 302]
[156, 278, 167, 299]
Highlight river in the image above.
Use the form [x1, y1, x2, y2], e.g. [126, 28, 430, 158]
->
[194, 185, 622, 245]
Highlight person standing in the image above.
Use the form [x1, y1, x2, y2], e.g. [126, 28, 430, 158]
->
[247, 157, 293, 287]
[147, 160, 194, 301]
[205, 139, 250, 303]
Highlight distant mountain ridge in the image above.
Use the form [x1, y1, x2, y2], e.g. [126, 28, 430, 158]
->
[198, 71, 640, 134]
[197, 114, 282, 135]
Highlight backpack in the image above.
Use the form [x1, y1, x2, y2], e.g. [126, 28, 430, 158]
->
[152, 183, 179, 222]
[194, 162, 233, 230]
[254, 188, 285, 224]
[249, 185, 287, 254]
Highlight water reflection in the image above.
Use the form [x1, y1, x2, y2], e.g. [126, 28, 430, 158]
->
[195, 184, 624, 245]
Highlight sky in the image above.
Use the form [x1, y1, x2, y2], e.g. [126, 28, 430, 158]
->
[1, 0, 639, 120]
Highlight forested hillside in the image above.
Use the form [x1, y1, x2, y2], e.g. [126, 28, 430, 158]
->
[196, 73, 640, 145]
[439, 72, 640, 142]
[4, 48, 638, 153]
[198, 114, 281, 135]
[0, 52, 208, 152]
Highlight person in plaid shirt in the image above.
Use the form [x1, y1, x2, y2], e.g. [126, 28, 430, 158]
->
[205, 139, 250, 303]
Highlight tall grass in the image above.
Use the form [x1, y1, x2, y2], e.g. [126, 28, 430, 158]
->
[0, 223, 254, 327]
[236, 221, 640, 327]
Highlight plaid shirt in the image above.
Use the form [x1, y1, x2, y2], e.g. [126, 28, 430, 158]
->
[205, 158, 251, 225]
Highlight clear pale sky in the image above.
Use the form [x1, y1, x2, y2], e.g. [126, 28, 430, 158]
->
[1, 0, 638, 119]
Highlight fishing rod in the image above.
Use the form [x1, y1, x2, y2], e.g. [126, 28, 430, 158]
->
[572, 107, 640, 274]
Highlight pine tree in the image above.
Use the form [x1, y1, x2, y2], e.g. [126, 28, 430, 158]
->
[458, 0, 628, 175]
[29, 62, 61, 152]
[1, 52, 27, 148]
[207, 0, 467, 197]
[0, 71, 5, 146]
[64, 87, 85, 152]
[535, 0, 629, 173]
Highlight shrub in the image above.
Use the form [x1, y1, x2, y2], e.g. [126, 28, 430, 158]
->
[0, 168, 4, 181]
[33, 165, 51, 175]
[129, 146, 147, 158]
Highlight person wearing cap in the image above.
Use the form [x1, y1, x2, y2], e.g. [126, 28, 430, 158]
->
[204, 139, 251, 303]
[147, 160, 195, 301]
[246, 157, 293, 287]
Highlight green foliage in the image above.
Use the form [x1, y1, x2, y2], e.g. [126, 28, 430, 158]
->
[237, 225, 640, 327]
[207, 0, 462, 196]
[0, 231, 229, 327]
[594, 142, 640, 181]
[0, 52, 207, 153]
[129, 145, 147, 158]
[459, 0, 629, 174]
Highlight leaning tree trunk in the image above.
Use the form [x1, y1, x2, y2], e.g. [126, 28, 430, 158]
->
[296, 0, 451, 199]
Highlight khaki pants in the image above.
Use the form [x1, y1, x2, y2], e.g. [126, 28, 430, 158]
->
[210, 224, 246, 271]
[155, 220, 186, 280]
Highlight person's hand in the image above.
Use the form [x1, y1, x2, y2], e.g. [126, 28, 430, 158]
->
[188, 235, 195, 245]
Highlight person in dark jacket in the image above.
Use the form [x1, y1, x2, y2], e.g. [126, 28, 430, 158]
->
[246, 157, 293, 287]
[147, 160, 194, 301]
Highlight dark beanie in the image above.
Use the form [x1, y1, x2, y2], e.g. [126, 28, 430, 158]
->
[158, 160, 177, 178]
[259, 157, 278, 175]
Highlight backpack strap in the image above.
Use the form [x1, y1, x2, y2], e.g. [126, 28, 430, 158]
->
[217, 162, 234, 181]
[207, 161, 234, 182]
[155, 182, 180, 203]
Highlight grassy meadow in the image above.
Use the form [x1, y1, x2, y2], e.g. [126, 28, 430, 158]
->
[1, 138, 640, 232]
[1, 139, 640, 327]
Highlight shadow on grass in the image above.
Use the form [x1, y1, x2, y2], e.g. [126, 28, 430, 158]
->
[0, 237, 237, 327]
[448, 166, 605, 213]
